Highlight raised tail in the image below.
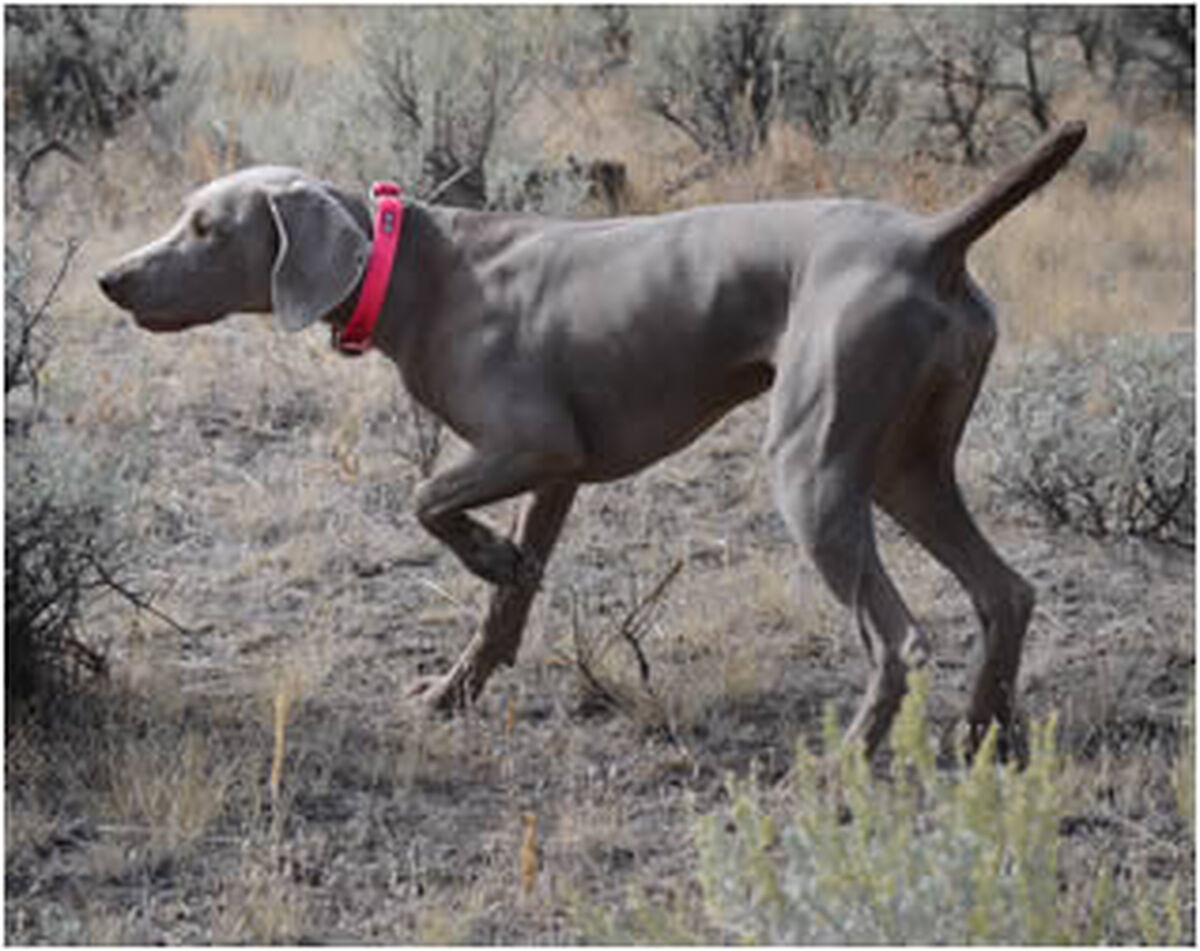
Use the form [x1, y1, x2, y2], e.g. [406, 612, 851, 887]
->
[928, 121, 1088, 263]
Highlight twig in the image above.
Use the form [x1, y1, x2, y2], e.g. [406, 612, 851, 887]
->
[87, 555, 193, 636]
[417, 577, 470, 611]
[424, 165, 473, 205]
[6, 238, 81, 398]
[569, 558, 685, 719]
[616, 558, 684, 687]
[17, 140, 84, 211]
[32, 237, 82, 329]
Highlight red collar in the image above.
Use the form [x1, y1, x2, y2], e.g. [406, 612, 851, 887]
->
[333, 181, 404, 354]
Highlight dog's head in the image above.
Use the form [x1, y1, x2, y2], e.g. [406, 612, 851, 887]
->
[97, 166, 370, 334]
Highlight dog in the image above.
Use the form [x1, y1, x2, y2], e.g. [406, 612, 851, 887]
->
[99, 121, 1087, 755]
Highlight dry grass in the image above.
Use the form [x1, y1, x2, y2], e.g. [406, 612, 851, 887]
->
[974, 125, 1194, 340]
[101, 727, 239, 860]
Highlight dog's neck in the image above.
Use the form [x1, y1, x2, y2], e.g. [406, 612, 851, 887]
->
[374, 203, 458, 400]
[320, 195, 462, 419]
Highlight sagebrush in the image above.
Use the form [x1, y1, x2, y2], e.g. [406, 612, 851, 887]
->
[977, 334, 1193, 547]
[690, 675, 1190, 944]
[5, 239, 146, 701]
[5, 7, 184, 156]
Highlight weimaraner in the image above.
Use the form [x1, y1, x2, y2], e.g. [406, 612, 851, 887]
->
[99, 121, 1087, 756]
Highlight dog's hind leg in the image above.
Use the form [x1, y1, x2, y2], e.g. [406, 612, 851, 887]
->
[776, 470, 921, 755]
[766, 303, 940, 756]
[873, 355, 1034, 760]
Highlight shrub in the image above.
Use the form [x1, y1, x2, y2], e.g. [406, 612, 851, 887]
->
[5, 240, 146, 702]
[899, 7, 1030, 166]
[356, 7, 544, 209]
[6, 470, 112, 700]
[486, 158, 589, 216]
[4, 240, 69, 404]
[779, 7, 894, 147]
[5, 6, 185, 158]
[634, 7, 892, 161]
[1109, 7, 1195, 115]
[634, 6, 787, 161]
[976, 334, 1193, 547]
[1080, 127, 1148, 191]
[692, 675, 1188, 944]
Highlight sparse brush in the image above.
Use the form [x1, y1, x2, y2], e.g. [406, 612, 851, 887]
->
[977, 334, 1194, 547]
[5, 238, 156, 703]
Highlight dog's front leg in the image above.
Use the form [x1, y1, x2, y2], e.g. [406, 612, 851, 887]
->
[414, 446, 581, 586]
[411, 482, 578, 710]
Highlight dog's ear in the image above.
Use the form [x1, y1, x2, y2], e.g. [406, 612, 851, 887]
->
[266, 183, 369, 332]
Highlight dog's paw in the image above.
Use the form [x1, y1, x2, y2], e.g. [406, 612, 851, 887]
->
[962, 712, 1029, 769]
[406, 675, 467, 713]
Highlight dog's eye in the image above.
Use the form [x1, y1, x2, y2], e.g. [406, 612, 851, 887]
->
[191, 211, 214, 239]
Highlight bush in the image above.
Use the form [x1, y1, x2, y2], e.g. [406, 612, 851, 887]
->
[1080, 127, 1149, 191]
[899, 7, 1036, 166]
[574, 674, 1192, 944]
[977, 334, 1193, 547]
[5, 6, 185, 158]
[356, 7, 545, 209]
[634, 7, 892, 160]
[692, 675, 1188, 944]
[4, 241, 67, 404]
[634, 6, 787, 160]
[1109, 7, 1195, 115]
[6, 465, 118, 699]
[486, 158, 589, 216]
[5, 241, 145, 702]
[778, 7, 894, 147]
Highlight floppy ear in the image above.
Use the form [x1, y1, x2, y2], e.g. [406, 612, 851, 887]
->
[266, 183, 370, 332]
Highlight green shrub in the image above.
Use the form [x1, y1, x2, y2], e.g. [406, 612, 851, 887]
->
[696, 679, 1063, 943]
[977, 334, 1193, 547]
[691, 675, 1187, 944]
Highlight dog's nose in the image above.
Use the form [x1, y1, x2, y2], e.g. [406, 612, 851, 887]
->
[97, 267, 124, 305]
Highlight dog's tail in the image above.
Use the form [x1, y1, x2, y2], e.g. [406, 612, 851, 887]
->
[926, 121, 1087, 267]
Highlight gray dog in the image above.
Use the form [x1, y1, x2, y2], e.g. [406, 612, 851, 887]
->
[99, 122, 1087, 756]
